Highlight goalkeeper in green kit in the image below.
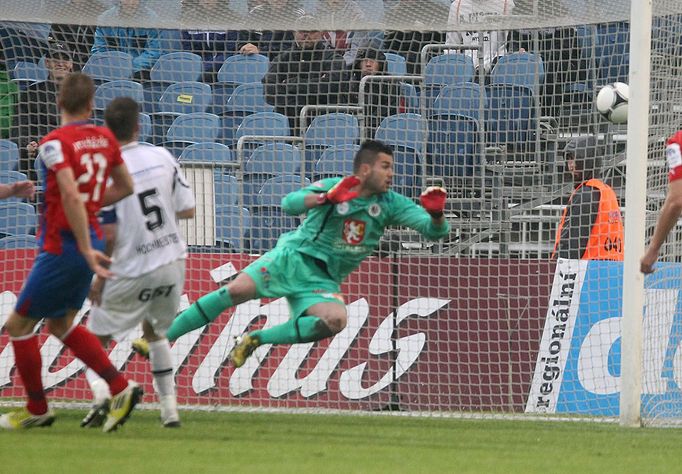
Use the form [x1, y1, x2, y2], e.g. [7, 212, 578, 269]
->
[165, 140, 450, 367]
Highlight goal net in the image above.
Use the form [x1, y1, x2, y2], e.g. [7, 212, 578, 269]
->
[0, 0, 679, 426]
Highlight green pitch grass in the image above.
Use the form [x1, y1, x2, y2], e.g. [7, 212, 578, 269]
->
[1, 409, 682, 473]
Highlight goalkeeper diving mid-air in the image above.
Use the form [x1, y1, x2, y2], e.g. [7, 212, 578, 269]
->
[165, 139, 450, 367]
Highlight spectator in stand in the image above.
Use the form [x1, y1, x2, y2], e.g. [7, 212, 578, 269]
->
[383, 0, 445, 76]
[0, 54, 17, 140]
[446, 0, 515, 76]
[237, 0, 305, 59]
[347, 47, 401, 135]
[91, 0, 164, 81]
[10, 43, 74, 181]
[180, 0, 240, 83]
[49, 0, 108, 70]
[262, 14, 346, 135]
[315, 0, 383, 67]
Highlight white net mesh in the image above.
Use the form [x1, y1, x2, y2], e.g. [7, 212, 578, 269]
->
[0, 0, 680, 425]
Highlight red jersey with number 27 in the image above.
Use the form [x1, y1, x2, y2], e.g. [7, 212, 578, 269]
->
[38, 122, 123, 254]
[666, 130, 682, 182]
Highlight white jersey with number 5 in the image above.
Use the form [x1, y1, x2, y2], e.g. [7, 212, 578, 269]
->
[101, 142, 195, 278]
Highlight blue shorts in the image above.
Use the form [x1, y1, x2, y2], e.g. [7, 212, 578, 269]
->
[15, 232, 104, 319]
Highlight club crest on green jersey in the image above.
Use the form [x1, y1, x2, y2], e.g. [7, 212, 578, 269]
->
[368, 203, 381, 217]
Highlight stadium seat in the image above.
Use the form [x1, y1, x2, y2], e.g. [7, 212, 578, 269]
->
[215, 54, 270, 102]
[424, 53, 475, 87]
[215, 82, 274, 143]
[94, 80, 145, 120]
[150, 81, 213, 142]
[491, 52, 545, 89]
[215, 205, 251, 251]
[391, 147, 423, 198]
[233, 112, 291, 154]
[595, 21, 630, 83]
[384, 52, 407, 75]
[314, 144, 359, 180]
[0, 170, 28, 184]
[374, 113, 428, 153]
[0, 140, 20, 172]
[0, 202, 37, 237]
[161, 113, 221, 157]
[179, 142, 235, 166]
[303, 113, 360, 170]
[11, 61, 48, 89]
[213, 172, 239, 208]
[83, 51, 134, 83]
[428, 114, 481, 177]
[243, 143, 302, 207]
[249, 175, 309, 252]
[431, 83, 486, 120]
[485, 83, 538, 146]
[139, 113, 152, 143]
[147, 52, 204, 105]
[0, 233, 38, 249]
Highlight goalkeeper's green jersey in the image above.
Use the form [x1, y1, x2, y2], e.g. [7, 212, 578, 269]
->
[277, 177, 450, 283]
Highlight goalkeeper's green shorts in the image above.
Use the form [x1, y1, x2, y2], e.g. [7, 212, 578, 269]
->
[242, 246, 345, 319]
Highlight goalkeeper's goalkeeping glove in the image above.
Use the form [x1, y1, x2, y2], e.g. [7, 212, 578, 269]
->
[317, 176, 360, 205]
[420, 186, 447, 218]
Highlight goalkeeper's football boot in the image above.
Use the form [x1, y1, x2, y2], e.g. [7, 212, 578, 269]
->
[103, 381, 143, 433]
[80, 398, 110, 428]
[131, 337, 150, 359]
[228, 334, 260, 368]
[159, 395, 181, 428]
[0, 408, 55, 430]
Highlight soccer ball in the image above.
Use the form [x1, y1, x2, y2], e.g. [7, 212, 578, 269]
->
[595, 82, 629, 124]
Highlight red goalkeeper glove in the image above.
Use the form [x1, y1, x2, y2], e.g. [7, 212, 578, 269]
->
[420, 186, 447, 218]
[317, 176, 360, 205]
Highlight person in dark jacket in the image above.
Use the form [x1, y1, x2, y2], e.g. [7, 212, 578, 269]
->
[10, 43, 73, 181]
[180, 0, 241, 82]
[262, 14, 346, 135]
[552, 136, 624, 260]
[237, 0, 305, 60]
[348, 47, 401, 136]
[48, 0, 108, 70]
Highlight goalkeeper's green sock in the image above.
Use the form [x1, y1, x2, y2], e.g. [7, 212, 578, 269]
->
[167, 287, 233, 341]
[250, 316, 334, 345]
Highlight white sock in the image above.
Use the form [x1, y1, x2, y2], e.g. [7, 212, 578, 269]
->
[149, 338, 175, 398]
[85, 368, 111, 403]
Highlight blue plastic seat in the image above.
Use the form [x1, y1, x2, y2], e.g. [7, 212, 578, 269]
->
[138, 113, 152, 143]
[384, 52, 407, 75]
[153, 81, 213, 116]
[83, 51, 134, 83]
[431, 83, 486, 120]
[214, 172, 239, 208]
[428, 114, 481, 177]
[243, 143, 302, 207]
[179, 142, 235, 165]
[94, 80, 145, 118]
[304, 113, 360, 170]
[491, 52, 545, 89]
[215, 54, 270, 101]
[0, 140, 20, 172]
[248, 175, 309, 252]
[161, 113, 221, 157]
[147, 52, 204, 105]
[424, 53, 475, 87]
[0, 202, 37, 237]
[11, 61, 48, 89]
[215, 205, 251, 251]
[485, 84, 538, 146]
[234, 112, 291, 154]
[314, 144, 359, 180]
[595, 21, 630, 83]
[0, 233, 38, 249]
[214, 83, 274, 141]
[391, 147, 423, 198]
[374, 113, 427, 153]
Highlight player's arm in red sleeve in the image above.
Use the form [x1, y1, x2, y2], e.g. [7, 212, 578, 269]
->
[641, 139, 682, 273]
[101, 163, 134, 207]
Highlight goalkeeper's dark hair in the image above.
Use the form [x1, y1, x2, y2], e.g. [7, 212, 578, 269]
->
[353, 140, 393, 173]
[104, 97, 139, 142]
[58, 72, 95, 115]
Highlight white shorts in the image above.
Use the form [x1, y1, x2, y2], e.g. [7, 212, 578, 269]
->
[88, 259, 185, 338]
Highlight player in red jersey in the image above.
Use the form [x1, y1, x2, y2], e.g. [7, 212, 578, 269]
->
[642, 131, 682, 273]
[0, 73, 141, 432]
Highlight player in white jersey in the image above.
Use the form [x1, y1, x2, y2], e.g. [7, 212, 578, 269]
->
[81, 97, 196, 428]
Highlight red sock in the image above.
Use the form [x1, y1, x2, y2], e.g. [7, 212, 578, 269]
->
[12, 335, 48, 415]
[62, 325, 128, 396]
